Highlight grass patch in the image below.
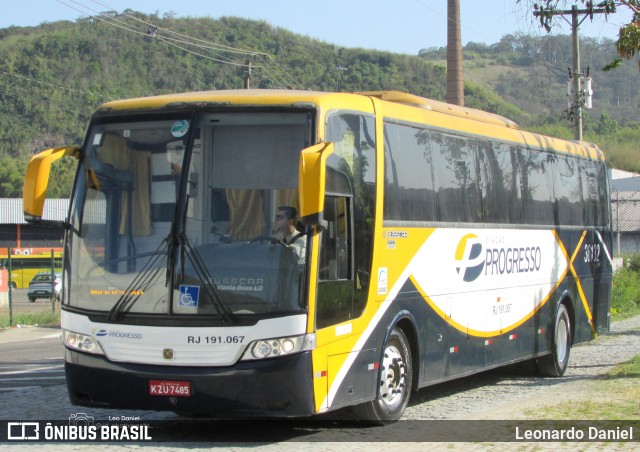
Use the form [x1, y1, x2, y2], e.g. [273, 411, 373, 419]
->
[524, 355, 640, 420]
[0, 309, 60, 328]
[612, 304, 640, 321]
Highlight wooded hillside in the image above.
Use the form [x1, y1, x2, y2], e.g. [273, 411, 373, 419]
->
[0, 11, 638, 197]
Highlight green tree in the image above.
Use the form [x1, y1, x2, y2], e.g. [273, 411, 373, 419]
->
[595, 112, 619, 134]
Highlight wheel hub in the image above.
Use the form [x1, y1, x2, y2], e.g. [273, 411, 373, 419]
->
[379, 345, 406, 408]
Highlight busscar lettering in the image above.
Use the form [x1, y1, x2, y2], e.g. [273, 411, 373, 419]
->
[210, 277, 264, 292]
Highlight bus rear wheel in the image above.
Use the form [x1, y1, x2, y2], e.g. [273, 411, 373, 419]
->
[354, 327, 412, 424]
[538, 304, 571, 377]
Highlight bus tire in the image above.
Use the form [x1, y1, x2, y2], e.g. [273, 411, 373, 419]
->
[537, 304, 571, 377]
[354, 327, 412, 424]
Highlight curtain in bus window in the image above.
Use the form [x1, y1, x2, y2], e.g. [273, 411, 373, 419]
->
[432, 132, 481, 223]
[555, 155, 584, 226]
[98, 133, 152, 236]
[383, 123, 437, 221]
[226, 189, 265, 241]
[277, 188, 299, 213]
[520, 149, 556, 225]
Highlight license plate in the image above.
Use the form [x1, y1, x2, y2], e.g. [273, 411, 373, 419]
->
[149, 380, 191, 397]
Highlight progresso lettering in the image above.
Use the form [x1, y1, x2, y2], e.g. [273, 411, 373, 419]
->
[484, 246, 542, 275]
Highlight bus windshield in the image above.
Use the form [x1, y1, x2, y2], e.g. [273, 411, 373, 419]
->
[68, 111, 313, 321]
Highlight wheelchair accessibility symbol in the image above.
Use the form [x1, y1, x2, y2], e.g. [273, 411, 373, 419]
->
[178, 285, 200, 307]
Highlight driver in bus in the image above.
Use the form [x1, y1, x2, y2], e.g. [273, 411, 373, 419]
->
[274, 206, 306, 264]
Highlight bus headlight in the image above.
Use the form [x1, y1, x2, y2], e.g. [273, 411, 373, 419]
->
[241, 334, 315, 361]
[62, 330, 104, 355]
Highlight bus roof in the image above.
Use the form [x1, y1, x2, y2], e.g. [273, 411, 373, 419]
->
[97, 89, 369, 112]
[356, 91, 521, 129]
[96, 89, 605, 162]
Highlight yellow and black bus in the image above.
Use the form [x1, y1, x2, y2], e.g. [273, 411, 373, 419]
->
[24, 90, 612, 422]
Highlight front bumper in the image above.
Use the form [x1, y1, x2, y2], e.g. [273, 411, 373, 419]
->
[65, 348, 315, 418]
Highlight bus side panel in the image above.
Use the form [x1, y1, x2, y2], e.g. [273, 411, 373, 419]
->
[322, 293, 427, 411]
[325, 347, 379, 411]
[324, 280, 557, 409]
[558, 229, 613, 343]
[324, 226, 612, 411]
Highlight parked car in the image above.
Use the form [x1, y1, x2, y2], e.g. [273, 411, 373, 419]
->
[27, 272, 62, 302]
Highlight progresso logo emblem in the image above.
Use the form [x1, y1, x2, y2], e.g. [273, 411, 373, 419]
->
[92, 329, 143, 340]
[454, 232, 545, 283]
[454, 233, 484, 282]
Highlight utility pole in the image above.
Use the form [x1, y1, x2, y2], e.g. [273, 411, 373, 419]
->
[571, 5, 583, 141]
[533, 2, 610, 141]
[447, 0, 464, 106]
[243, 59, 252, 89]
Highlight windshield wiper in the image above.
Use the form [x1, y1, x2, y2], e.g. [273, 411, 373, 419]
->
[169, 194, 234, 324]
[107, 239, 169, 321]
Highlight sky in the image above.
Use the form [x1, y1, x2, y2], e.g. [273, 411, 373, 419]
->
[0, 0, 632, 55]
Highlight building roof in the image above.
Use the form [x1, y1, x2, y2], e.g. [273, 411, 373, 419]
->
[0, 199, 68, 224]
[611, 176, 640, 192]
[610, 169, 639, 180]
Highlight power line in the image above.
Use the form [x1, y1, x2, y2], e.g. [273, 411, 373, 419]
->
[0, 69, 103, 118]
[57, 0, 248, 68]
[56, 0, 301, 89]
[85, 1, 301, 87]
[89, 0, 264, 57]
[533, 2, 612, 141]
[0, 69, 98, 97]
[86, 0, 301, 88]
[411, 0, 496, 44]
[88, 0, 302, 87]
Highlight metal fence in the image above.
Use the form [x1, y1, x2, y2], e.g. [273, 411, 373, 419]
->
[611, 190, 640, 257]
[1, 247, 60, 326]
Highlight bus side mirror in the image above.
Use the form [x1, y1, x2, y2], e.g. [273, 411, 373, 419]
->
[23, 146, 80, 223]
[298, 142, 334, 231]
